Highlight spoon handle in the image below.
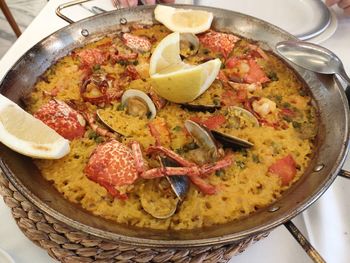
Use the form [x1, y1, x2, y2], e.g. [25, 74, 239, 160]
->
[336, 67, 350, 106]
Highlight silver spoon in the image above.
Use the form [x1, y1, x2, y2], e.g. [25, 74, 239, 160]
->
[275, 41, 350, 103]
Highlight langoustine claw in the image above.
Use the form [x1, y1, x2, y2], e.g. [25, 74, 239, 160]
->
[146, 146, 234, 195]
[122, 33, 152, 53]
[81, 111, 119, 140]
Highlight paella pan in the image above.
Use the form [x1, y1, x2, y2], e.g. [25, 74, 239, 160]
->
[0, 3, 349, 250]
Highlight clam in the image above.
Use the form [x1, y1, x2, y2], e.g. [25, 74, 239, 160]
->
[141, 151, 190, 220]
[225, 106, 259, 129]
[180, 33, 199, 58]
[96, 89, 157, 135]
[140, 179, 179, 219]
[184, 120, 220, 162]
[121, 89, 156, 119]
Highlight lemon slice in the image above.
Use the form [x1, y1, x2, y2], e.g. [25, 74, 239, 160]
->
[151, 58, 221, 103]
[154, 5, 213, 34]
[149, 32, 182, 76]
[149, 32, 221, 103]
[0, 95, 70, 159]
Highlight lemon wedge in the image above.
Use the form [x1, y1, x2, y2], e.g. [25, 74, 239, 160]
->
[149, 32, 182, 76]
[154, 5, 213, 34]
[0, 95, 70, 159]
[149, 32, 221, 103]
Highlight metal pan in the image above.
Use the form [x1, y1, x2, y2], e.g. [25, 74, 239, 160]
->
[0, 4, 349, 252]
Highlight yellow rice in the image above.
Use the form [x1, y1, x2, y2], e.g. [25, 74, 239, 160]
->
[26, 24, 317, 230]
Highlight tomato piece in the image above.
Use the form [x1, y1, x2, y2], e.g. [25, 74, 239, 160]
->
[202, 115, 227, 130]
[190, 115, 226, 130]
[221, 90, 237, 106]
[221, 89, 248, 106]
[268, 154, 297, 185]
[280, 108, 295, 117]
[225, 56, 239, 69]
[244, 59, 270, 84]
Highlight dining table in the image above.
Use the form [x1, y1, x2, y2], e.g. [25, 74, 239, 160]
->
[0, 0, 349, 262]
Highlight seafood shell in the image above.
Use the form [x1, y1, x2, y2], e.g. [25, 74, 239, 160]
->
[181, 103, 221, 112]
[140, 179, 179, 219]
[161, 157, 190, 201]
[184, 120, 219, 161]
[226, 106, 259, 128]
[121, 89, 157, 119]
[180, 33, 199, 57]
[211, 130, 254, 148]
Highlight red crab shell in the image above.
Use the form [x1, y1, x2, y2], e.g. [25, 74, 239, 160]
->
[198, 30, 240, 58]
[84, 140, 138, 199]
[34, 99, 86, 140]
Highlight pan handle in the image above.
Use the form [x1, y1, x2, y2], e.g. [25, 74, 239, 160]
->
[284, 221, 326, 263]
[338, 169, 350, 179]
[56, 0, 101, 24]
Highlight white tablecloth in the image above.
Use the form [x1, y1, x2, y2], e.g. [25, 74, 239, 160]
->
[0, 1, 349, 262]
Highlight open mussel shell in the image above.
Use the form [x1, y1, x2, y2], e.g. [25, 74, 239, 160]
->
[161, 157, 190, 201]
[121, 89, 156, 119]
[140, 180, 179, 219]
[181, 103, 221, 113]
[184, 120, 219, 161]
[211, 130, 254, 149]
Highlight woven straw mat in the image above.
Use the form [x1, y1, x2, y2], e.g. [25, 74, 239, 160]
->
[0, 170, 268, 263]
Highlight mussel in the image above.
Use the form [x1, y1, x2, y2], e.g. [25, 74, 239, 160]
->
[184, 108, 256, 151]
[161, 157, 189, 201]
[211, 130, 254, 148]
[181, 103, 221, 113]
[141, 120, 219, 219]
[121, 89, 157, 119]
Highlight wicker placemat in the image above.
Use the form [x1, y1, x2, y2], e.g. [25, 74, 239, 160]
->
[0, 171, 268, 263]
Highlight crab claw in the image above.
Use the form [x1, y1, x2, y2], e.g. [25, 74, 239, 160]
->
[145, 146, 234, 195]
